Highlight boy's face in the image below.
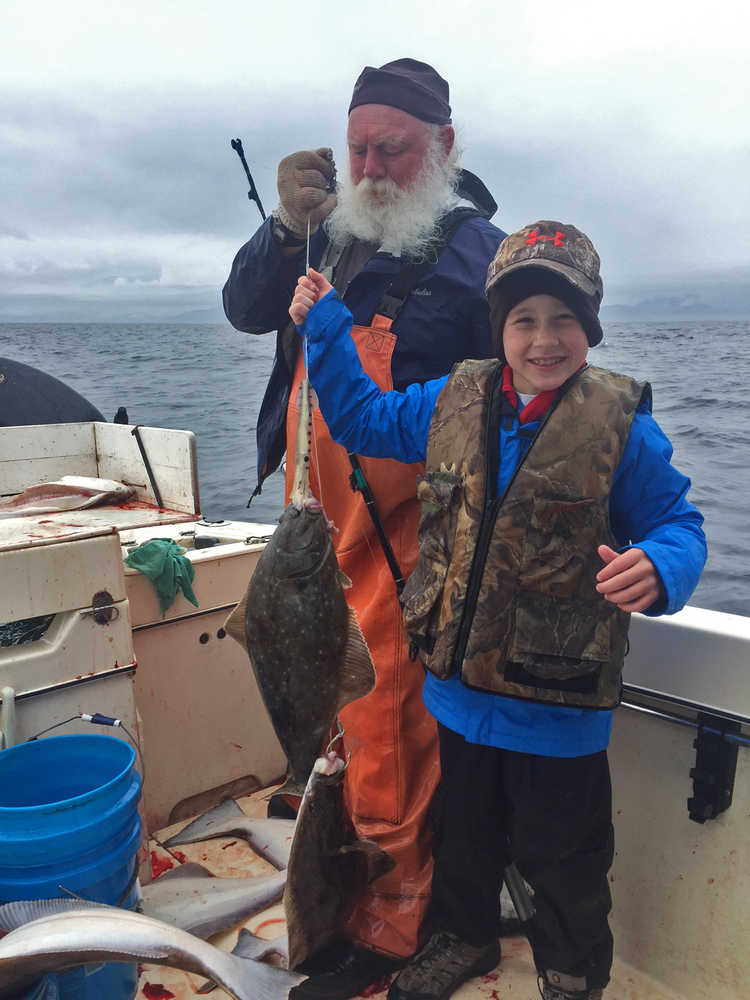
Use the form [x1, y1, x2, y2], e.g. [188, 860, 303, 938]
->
[502, 294, 589, 395]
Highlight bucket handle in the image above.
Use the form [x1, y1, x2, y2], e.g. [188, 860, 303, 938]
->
[0, 687, 15, 749]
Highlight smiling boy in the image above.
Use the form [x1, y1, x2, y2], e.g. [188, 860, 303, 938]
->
[290, 221, 706, 1000]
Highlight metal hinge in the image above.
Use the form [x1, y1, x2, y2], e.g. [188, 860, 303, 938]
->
[79, 590, 120, 624]
[0, 686, 16, 748]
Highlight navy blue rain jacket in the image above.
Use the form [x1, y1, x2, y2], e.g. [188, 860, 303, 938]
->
[222, 171, 505, 494]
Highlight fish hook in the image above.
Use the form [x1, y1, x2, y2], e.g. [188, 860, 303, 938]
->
[326, 719, 345, 755]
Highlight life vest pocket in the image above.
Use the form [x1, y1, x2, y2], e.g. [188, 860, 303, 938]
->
[503, 657, 601, 694]
[518, 496, 609, 598]
[509, 591, 613, 680]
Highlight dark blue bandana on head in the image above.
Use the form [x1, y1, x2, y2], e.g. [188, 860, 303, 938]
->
[349, 58, 452, 125]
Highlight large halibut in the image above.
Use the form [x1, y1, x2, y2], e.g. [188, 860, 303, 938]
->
[225, 378, 375, 795]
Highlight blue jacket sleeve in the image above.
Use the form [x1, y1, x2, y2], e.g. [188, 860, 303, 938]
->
[222, 218, 327, 335]
[610, 409, 707, 615]
[304, 291, 445, 463]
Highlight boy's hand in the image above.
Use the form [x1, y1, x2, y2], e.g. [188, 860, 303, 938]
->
[289, 268, 334, 327]
[596, 544, 662, 613]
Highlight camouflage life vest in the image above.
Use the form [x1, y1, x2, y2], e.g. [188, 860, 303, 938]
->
[400, 360, 651, 709]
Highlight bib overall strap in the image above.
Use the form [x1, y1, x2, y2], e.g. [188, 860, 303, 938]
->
[348, 205, 482, 597]
[348, 452, 407, 595]
[373, 206, 481, 326]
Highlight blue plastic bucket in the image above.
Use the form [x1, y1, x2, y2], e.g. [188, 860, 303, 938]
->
[21, 974, 60, 1000]
[0, 734, 142, 1000]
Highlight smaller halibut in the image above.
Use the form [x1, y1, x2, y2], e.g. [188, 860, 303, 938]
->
[284, 752, 395, 970]
[226, 378, 375, 795]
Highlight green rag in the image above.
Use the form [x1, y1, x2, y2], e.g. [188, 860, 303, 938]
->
[124, 538, 199, 616]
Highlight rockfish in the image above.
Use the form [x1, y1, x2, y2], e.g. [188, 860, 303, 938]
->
[225, 378, 375, 795]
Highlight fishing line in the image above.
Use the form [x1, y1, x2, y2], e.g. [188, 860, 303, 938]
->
[300, 205, 388, 575]
[302, 213, 329, 517]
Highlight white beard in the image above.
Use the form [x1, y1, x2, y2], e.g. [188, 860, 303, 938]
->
[324, 135, 461, 258]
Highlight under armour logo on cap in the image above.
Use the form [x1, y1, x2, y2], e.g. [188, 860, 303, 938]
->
[525, 230, 566, 248]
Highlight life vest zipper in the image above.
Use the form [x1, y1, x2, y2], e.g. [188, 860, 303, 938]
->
[450, 369, 578, 675]
[451, 369, 503, 672]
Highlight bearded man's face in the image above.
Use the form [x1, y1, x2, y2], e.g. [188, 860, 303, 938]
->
[346, 104, 440, 190]
[326, 104, 459, 256]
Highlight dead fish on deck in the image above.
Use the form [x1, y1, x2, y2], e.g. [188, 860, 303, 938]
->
[197, 927, 290, 994]
[0, 897, 106, 933]
[140, 862, 287, 939]
[225, 377, 375, 796]
[163, 799, 295, 868]
[284, 748, 395, 970]
[0, 905, 304, 1000]
[0, 476, 134, 519]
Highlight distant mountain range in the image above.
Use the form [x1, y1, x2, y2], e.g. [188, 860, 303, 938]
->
[1, 267, 748, 325]
[0, 295, 230, 325]
[602, 266, 750, 321]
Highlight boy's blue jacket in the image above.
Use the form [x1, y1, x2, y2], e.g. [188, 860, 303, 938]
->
[222, 205, 504, 493]
[302, 291, 707, 758]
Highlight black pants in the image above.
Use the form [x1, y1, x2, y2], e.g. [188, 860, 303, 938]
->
[430, 724, 614, 989]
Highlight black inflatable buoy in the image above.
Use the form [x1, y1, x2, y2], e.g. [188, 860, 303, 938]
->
[0, 358, 105, 426]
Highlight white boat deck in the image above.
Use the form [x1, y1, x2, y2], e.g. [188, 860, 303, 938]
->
[136, 787, 679, 1000]
[2, 421, 745, 1000]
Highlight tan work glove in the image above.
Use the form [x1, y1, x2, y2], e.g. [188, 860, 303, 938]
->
[275, 147, 337, 236]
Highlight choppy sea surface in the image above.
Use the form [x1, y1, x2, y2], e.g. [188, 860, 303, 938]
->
[1, 320, 747, 617]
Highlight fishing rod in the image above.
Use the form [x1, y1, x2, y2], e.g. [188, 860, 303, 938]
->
[230, 138, 266, 220]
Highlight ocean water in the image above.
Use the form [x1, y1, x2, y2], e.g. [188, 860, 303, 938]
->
[1, 320, 747, 617]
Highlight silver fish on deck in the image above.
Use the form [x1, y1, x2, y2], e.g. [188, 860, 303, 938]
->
[140, 862, 287, 939]
[284, 750, 394, 970]
[162, 799, 296, 869]
[0, 476, 134, 519]
[0, 898, 106, 933]
[197, 926, 290, 994]
[225, 377, 376, 796]
[0, 905, 304, 1000]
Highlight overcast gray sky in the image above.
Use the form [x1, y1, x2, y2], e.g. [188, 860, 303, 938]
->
[1, 0, 748, 320]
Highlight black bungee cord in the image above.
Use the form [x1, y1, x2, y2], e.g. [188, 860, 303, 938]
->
[230, 138, 266, 220]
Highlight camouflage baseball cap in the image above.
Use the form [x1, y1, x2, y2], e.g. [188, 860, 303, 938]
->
[485, 221, 603, 307]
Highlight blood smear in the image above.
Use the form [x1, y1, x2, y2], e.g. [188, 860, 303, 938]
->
[142, 983, 175, 999]
[150, 851, 174, 879]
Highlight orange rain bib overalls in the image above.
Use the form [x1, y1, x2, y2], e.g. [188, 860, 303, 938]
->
[286, 313, 440, 959]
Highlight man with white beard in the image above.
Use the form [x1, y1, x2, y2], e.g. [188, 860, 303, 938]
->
[223, 58, 505, 1000]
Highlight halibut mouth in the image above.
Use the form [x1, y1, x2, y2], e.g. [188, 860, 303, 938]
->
[225, 377, 375, 797]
